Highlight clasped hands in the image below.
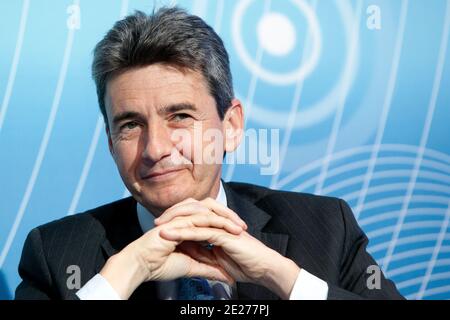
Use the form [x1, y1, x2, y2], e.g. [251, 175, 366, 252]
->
[100, 197, 300, 299]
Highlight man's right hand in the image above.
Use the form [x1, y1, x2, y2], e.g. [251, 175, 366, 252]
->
[99, 199, 246, 299]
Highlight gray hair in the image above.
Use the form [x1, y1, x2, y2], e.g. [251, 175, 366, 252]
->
[92, 7, 234, 125]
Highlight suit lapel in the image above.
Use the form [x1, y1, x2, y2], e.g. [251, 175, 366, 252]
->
[224, 182, 289, 300]
[97, 198, 143, 260]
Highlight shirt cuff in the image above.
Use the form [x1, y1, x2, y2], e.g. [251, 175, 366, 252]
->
[289, 268, 329, 300]
[76, 274, 123, 300]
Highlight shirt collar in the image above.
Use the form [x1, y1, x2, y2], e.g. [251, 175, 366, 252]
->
[137, 181, 227, 233]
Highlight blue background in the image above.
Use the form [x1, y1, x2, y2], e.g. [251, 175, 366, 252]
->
[1, 0, 450, 300]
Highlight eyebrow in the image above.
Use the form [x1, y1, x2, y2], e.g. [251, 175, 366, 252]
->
[158, 103, 197, 115]
[111, 103, 197, 127]
[111, 111, 145, 127]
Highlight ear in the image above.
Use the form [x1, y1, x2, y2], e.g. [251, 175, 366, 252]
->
[223, 98, 244, 153]
[105, 125, 115, 158]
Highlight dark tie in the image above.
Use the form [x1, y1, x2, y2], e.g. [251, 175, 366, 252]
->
[177, 277, 216, 300]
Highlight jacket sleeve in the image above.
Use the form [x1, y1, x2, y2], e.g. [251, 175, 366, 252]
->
[15, 228, 54, 299]
[327, 200, 405, 300]
[15, 227, 83, 300]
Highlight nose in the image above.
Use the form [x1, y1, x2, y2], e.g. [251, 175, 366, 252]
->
[141, 121, 174, 164]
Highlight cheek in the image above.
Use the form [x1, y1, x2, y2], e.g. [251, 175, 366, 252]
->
[171, 128, 197, 163]
[176, 134, 194, 160]
[113, 140, 140, 170]
[170, 121, 224, 168]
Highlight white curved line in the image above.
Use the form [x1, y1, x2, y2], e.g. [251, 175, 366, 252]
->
[192, 0, 208, 17]
[360, 207, 446, 227]
[408, 158, 450, 174]
[397, 271, 450, 290]
[276, 145, 372, 188]
[168, 0, 178, 7]
[416, 201, 450, 299]
[419, 145, 450, 165]
[276, 144, 450, 189]
[122, 188, 131, 198]
[341, 182, 450, 205]
[383, 1, 450, 273]
[319, 157, 413, 192]
[295, 169, 410, 193]
[213, 0, 224, 33]
[369, 234, 450, 256]
[366, 221, 444, 239]
[362, 195, 450, 212]
[69, 0, 129, 215]
[355, 0, 409, 218]
[385, 258, 450, 278]
[314, 0, 363, 195]
[119, 0, 129, 18]
[67, 116, 103, 215]
[270, 0, 319, 187]
[0, 0, 30, 132]
[415, 284, 450, 299]
[224, 0, 271, 182]
[378, 245, 450, 266]
[341, 182, 450, 206]
[295, 169, 450, 195]
[284, 145, 450, 188]
[0, 0, 78, 268]
[327, 169, 450, 196]
[294, 156, 450, 194]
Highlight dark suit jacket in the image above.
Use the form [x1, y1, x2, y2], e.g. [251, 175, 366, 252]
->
[15, 182, 404, 300]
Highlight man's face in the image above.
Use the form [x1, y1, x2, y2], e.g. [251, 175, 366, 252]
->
[104, 64, 242, 215]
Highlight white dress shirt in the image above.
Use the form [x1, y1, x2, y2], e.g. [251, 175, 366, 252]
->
[76, 181, 329, 300]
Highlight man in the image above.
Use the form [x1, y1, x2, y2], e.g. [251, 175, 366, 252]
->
[15, 7, 403, 300]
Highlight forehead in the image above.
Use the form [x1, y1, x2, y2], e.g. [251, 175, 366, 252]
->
[105, 64, 212, 108]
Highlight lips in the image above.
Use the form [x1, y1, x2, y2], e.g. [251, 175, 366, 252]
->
[141, 167, 185, 180]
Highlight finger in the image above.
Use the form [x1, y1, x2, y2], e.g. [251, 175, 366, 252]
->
[169, 251, 233, 283]
[163, 214, 243, 235]
[177, 241, 218, 266]
[154, 202, 211, 225]
[166, 197, 198, 210]
[155, 197, 199, 223]
[160, 226, 234, 245]
[212, 247, 242, 283]
[201, 198, 248, 230]
[186, 214, 243, 234]
[186, 258, 234, 284]
[156, 198, 248, 231]
[181, 243, 241, 285]
[156, 204, 244, 234]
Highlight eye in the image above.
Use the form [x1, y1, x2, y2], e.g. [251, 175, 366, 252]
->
[171, 113, 192, 122]
[120, 121, 139, 131]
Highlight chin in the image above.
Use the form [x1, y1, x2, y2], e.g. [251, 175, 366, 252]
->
[139, 184, 193, 211]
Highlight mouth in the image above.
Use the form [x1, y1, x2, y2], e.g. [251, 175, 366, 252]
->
[141, 168, 185, 181]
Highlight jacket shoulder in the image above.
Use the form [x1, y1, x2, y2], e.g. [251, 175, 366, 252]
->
[226, 181, 344, 209]
[33, 197, 136, 242]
